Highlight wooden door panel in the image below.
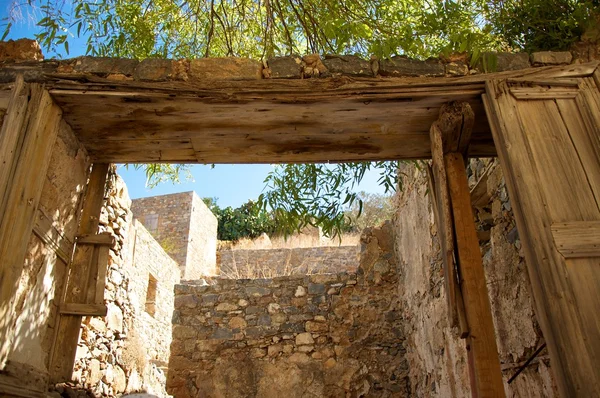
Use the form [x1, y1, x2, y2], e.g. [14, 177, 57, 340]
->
[484, 76, 600, 397]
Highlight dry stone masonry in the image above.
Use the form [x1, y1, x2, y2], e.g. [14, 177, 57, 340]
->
[168, 222, 409, 398]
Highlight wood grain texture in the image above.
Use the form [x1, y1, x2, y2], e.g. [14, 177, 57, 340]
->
[0, 83, 62, 369]
[445, 152, 505, 398]
[59, 303, 107, 316]
[552, 221, 600, 258]
[0, 76, 27, 228]
[32, 208, 74, 265]
[483, 78, 600, 396]
[24, 61, 591, 165]
[49, 163, 109, 383]
[49, 88, 494, 163]
[429, 124, 459, 329]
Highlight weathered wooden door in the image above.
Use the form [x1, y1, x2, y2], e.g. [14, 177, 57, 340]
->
[483, 73, 600, 396]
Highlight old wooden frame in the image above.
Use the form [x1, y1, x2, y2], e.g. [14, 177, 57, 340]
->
[0, 60, 599, 397]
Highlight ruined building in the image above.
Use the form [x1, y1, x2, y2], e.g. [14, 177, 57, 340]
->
[0, 37, 599, 398]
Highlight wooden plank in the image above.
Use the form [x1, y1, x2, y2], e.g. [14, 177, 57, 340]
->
[32, 208, 74, 264]
[506, 78, 580, 87]
[445, 152, 505, 397]
[47, 84, 496, 163]
[556, 85, 600, 207]
[509, 87, 579, 100]
[0, 90, 11, 110]
[76, 232, 115, 246]
[59, 303, 107, 316]
[552, 221, 600, 258]
[0, 84, 62, 369]
[49, 163, 109, 383]
[95, 246, 110, 304]
[429, 123, 458, 328]
[0, 76, 28, 228]
[484, 79, 600, 396]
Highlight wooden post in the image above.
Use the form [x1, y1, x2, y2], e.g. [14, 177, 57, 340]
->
[49, 163, 109, 382]
[429, 102, 504, 397]
[0, 82, 63, 368]
[446, 152, 505, 397]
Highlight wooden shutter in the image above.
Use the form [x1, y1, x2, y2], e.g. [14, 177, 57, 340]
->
[483, 73, 600, 396]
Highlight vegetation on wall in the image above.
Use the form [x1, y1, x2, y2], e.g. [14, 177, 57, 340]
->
[3, 0, 597, 237]
[204, 198, 278, 241]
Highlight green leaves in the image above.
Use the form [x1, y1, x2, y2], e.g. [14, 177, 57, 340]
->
[129, 163, 193, 188]
[208, 199, 278, 241]
[258, 162, 399, 239]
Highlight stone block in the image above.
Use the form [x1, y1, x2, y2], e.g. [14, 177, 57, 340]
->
[305, 321, 328, 333]
[281, 322, 305, 333]
[229, 317, 248, 329]
[245, 286, 271, 297]
[202, 294, 219, 305]
[74, 57, 138, 76]
[295, 286, 307, 297]
[322, 55, 372, 77]
[267, 303, 281, 314]
[257, 314, 272, 326]
[175, 294, 199, 309]
[308, 283, 326, 295]
[477, 52, 530, 72]
[445, 61, 469, 76]
[0, 38, 43, 61]
[189, 58, 263, 80]
[379, 57, 445, 77]
[172, 325, 198, 339]
[531, 51, 573, 66]
[267, 56, 302, 78]
[216, 302, 238, 312]
[134, 58, 187, 81]
[212, 328, 234, 340]
[296, 332, 315, 345]
[245, 326, 264, 337]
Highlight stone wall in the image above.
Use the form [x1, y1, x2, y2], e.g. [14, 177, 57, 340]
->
[218, 246, 360, 279]
[132, 192, 194, 272]
[186, 192, 218, 278]
[132, 191, 217, 279]
[168, 222, 410, 398]
[0, 120, 90, 394]
[394, 161, 556, 397]
[70, 174, 180, 397]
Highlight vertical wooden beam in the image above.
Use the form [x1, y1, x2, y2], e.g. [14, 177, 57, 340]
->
[49, 163, 109, 382]
[0, 82, 63, 368]
[446, 152, 505, 397]
[0, 76, 27, 228]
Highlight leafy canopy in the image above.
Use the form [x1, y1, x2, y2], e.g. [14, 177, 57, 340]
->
[4, 0, 502, 59]
[3, 0, 597, 237]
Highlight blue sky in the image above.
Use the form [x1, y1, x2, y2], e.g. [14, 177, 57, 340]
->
[2, 4, 389, 208]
